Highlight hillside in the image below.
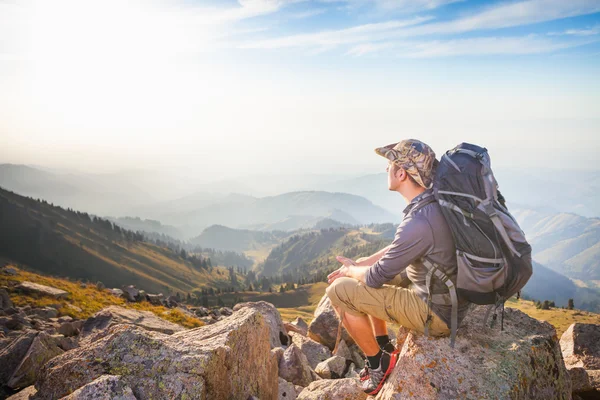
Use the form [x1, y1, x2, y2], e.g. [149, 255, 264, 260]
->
[512, 205, 600, 280]
[189, 225, 289, 253]
[258, 227, 390, 278]
[0, 187, 245, 295]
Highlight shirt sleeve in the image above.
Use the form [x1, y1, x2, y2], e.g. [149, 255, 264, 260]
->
[365, 215, 434, 288]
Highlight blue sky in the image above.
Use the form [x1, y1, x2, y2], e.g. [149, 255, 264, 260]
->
[0, 0, 599, 178]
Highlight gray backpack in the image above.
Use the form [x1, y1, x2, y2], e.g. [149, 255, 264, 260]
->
[423, 143, 533, 347]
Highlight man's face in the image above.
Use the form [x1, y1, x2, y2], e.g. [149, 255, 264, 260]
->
[386, 161, 403, 191]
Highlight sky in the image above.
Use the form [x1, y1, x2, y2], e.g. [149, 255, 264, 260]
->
[0, 0, 599, 180]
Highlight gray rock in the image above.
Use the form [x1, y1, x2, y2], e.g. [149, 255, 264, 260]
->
[307, 294, 353, 350]
[1, 288, 13, 310]
[31, 307, 278, 400]
[57, 316, 73, 323]
[59, 375, 136, 400]
[2, 266, 18, 275]
[6, 385, 37, 399]
[95, 281, 105, 291]
[375, 306, 572, 400]
[291, 317, 309, 336]
[333, 339, 352, 361]
[15, 282, 68, 300]
[315, 355, 347, 379]
[272, 347, 285, 366]
[108, 288, 123, 297]
[279, 344, 318, 387]
[80, 305, 184, 344]
[278, 377, 297, 400]
[560, 323, 600, 393]
[345, 363, 359, 379]
[121, 286, 139, 302]
[30, 307, 58, 320]
[146, 293, 164, 306]
[7, 331, 64, 390]
[561, 323, 600, 370]
[0, 330, 38, 386]
[58, 322, 79, 337]
[297, 378, 367, 400]
[233, 301, 290, 348]
[290, 331, 332, 369]
[219, 307, 233, 316]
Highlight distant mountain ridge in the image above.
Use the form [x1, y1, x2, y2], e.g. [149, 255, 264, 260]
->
[511, 205, 600, 280]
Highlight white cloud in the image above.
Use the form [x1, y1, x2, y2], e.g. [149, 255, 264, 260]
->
[318, 0, 461, 12]
[345, 42, 393, 56]
[289, 8, 327, 18]
[549, 25, 600, 37]
[240, 16, 432, 48]
[400, 35, 598, 58]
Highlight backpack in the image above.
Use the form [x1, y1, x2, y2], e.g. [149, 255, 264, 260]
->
[423, 143, 533, 348]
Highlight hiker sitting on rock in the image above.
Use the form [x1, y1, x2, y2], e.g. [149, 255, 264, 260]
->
[326, 139, 471, 395]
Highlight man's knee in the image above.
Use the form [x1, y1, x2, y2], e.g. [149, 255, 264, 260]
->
[326, 277, 360, 308]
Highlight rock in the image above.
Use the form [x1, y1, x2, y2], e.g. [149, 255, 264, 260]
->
[348, 344, 365, 369]
[2, 266, 18, 275]
[32, 306, 278, 400]
[279, 377, 297, 400]
[121, 285, 139, 302]
[285, 322, 307, 336]
[16, 282, 68, 299]
[294, 385, 304, 396]
[272, 347, 285, 366]
[0, 330, 38, 386]
[80, 305, 184, 343]
[561, 323, 600, 370]
[233, 301, 290, 348]
[57, 316, 73, 323]
[6, 385, 37, 400]
[146, 293, 164, 306]
[375, 306, 572, 400]
[315, 355, 347, 379]
[290, 331, 332, 369]
[108, 288, 123, 297]
[333, 339, 352, 361]
[345, 363, 359, 379]
[279, 343, 319, 387]
[219, 307, 233, 316]
[58, 322, 79, 337]
[7, 331, 65, 390]
[1, 288, 13, 310]
[30, 307, 58, 320]
[560, 323, 600, 393]
[59, 375, 136, 400]
[195, 307, 210, 317]
[95, 281, 105, 290]
[56, 335, 79, 351]
[308, 294, 353, 350]
[291, 317, 309, 336]
[165, 295, 179, 307]
[297, 378, 367, 400]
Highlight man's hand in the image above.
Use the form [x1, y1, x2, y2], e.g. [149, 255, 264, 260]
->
[327, 256, 356, 284]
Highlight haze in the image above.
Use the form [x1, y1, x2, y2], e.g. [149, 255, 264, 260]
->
[1, 0, 599, 181]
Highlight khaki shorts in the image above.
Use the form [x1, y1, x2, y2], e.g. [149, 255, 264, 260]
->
[326, 277, 450, 337]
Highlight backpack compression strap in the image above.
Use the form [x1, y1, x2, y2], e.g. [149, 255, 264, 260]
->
[407, 193, 459, 348]
[423, 259, 459, 349]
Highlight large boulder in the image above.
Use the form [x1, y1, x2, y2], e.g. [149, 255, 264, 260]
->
[290, 331, 332, 369]
[80, 305, 184, 343]
[0, 330, 38, 387]
[59, 375, 136, 400]
[297, 378, 367, 400]
[121, 285, 140, 302]
[32, 306, 279, 400]
[233, 301, 289, 347]
[315, 355, 347, 379]
[278, 377, 297, 400]
[6, 331, 65, 390]
[279, 343, 319, 387]
[15, 282, 68, 299]
[1, 288, 13, 310]
[560, 323, 600, 394]
[375, 306, 572, 399]
[308, 294, 353, 350]
[6, 385, 37, 400]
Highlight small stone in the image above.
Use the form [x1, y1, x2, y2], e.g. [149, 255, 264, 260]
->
[315, 355, 346, 379]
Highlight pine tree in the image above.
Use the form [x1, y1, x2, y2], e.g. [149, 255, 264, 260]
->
[568, 298, 574, 310]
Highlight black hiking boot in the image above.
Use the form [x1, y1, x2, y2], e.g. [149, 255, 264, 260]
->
[359, 341, 395, 381]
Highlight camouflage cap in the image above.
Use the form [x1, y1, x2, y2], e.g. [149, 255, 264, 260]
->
[375, 139, 437, 189]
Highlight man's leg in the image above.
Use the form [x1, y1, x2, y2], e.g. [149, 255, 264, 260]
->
[332, 305, 380, 356]
[369, 316, 388, 336]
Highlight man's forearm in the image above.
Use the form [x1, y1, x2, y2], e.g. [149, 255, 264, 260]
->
[355, 245, 392, 266]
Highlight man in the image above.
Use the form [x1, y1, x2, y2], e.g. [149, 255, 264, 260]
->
[326, 139, 470, 395]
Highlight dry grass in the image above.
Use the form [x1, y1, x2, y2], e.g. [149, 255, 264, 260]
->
[507, 297, 600, 337]
[2, 265, 204, 328]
